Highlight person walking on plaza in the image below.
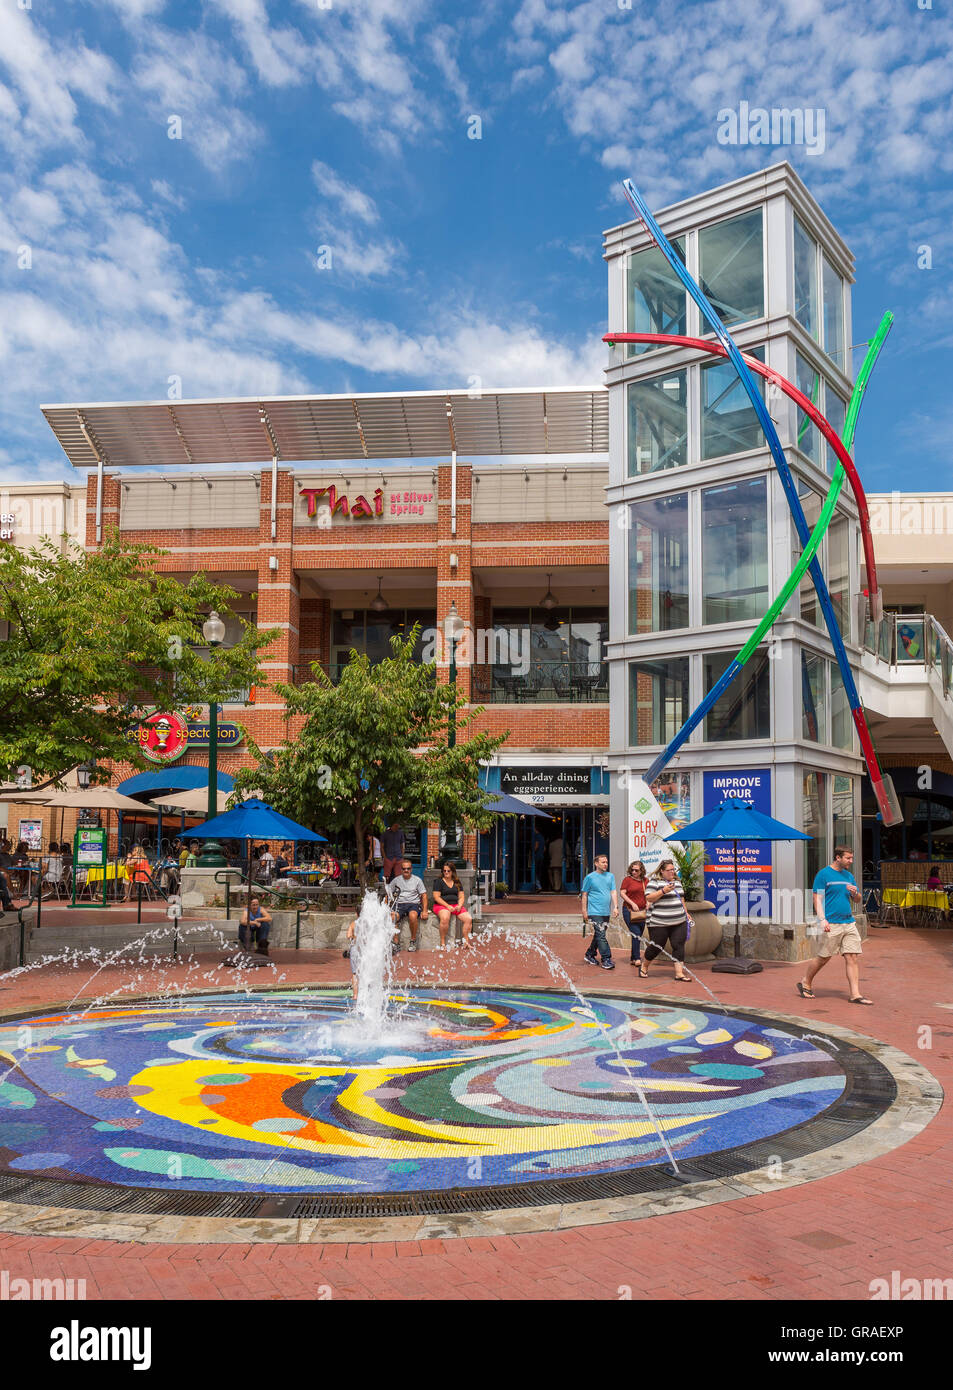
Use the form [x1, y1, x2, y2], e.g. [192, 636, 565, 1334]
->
[619, 860, 648, 966]
[388, 857, 428, 951]
[798, 846, 871, 1005]
[581, 853, 619, 970]
[641, 859, 693, 982]
[381, 822, 406, 882]
[432, 861, 473, 948]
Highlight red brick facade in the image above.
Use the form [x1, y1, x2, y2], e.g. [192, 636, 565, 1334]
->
[3, 465, 609, 851]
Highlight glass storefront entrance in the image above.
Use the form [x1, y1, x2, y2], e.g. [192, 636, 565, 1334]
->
[478, 806, 610, 894]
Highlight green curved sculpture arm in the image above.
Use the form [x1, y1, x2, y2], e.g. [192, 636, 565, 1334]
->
[736, 311, 894, 667]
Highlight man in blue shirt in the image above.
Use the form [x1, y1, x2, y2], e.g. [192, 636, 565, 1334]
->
[798, 846, 871, 1005]
[581, 854, 619, 970]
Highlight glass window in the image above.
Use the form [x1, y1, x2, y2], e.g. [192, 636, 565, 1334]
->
[832, 775, 855, 859]
[626, 239, 686, 357]
[701, 477, 768, 624]
[795, 352, 821, 463]
[825, 389, 847, 473]
[703, 649, 771, 741]
[331, 609, 437, 666]
[822, 257, 845, 371]
[701, 346, 765, 459]
[629, 658, 689, 745]
[831, 663, 854, 750]
[628, 493, 689, 633]
[627, 371, 688, 475]
[828, 516, 850, 636]
[801, 650, 827, 742]
[803, 770, 827, 893]
[796, 481, 821, 627]
[793, 216, 818, 339]
[490, 607, 608, 698]
[698, 209, 764, 326]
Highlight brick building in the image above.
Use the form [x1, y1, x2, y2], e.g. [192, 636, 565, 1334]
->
[34, 389, 611, 891]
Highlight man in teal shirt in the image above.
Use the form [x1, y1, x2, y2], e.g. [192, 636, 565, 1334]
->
[798, 846, 871, 1005]
[581, 854, 619, 970]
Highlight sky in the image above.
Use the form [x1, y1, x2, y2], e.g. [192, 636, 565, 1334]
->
[0, 0, 951, 491]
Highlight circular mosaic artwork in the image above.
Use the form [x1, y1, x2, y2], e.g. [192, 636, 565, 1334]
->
[0, 988, 864, 1200]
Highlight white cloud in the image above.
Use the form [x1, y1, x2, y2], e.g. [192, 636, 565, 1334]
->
[311, 161, 379, 226]
[209, 0, 308, 87]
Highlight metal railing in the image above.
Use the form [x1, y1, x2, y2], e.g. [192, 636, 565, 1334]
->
[863, 612, 953, 697]
[215, 870, 306, 948]
[472, 662, 609, 704]
[291, 659, 609, 702]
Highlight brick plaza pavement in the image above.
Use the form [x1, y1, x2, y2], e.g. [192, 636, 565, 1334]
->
[0, 925, 950, 1302]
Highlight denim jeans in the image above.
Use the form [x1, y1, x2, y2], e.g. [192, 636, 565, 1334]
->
[585, 915, 612, 963]
[622, 905, 642, 961]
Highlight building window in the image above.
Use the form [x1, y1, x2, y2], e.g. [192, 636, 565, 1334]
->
[627, 371, 688, 475]
[626, 239, 687, 357]
[628, 493, 689, 633]
[701, 346, 766, 460]
[487, 607, 608, 701]
[793, 216, 818, 340]
[832, 775, 855, 858]
[795, 352, 821, 464]
[629, 658, 689, 745]
[698, 209, 764, 326]
[701, 477, 768, 624]
[801, 650, 827, 742]
[831, 664, 854, 750]
[331, 609, 435, 669]
[796, 481, 822, 628]
[825, 389, 847, 473]
[827, 516, 850, 637]
[822, 257, 845, 371]
[703, 648, 771, 741]
[803, 770, 828, 892]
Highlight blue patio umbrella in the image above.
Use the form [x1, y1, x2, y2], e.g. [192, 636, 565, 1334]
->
[189, 799, 326, 945]
[666, 797, 811, 976]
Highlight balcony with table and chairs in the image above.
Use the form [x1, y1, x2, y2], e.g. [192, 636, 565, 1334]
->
[473, 660, 609, 704]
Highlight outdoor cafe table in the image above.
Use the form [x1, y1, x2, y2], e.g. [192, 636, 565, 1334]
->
[882, 887, 949, 915]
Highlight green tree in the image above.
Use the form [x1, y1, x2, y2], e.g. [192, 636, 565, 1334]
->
[233, 630, 509, 885]
[0, 533, 276, 783]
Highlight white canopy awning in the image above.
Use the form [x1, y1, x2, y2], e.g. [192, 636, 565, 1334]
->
[41, 386, 609, 471]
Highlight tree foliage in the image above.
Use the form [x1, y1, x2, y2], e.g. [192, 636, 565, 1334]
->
[233, 630, 509, 883]
[0, 533, 275, 782]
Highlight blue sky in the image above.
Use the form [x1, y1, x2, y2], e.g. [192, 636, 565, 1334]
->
[1, 0, 951, 490]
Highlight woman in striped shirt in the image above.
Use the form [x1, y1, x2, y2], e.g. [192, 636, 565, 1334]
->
[640, 859, 693, 982]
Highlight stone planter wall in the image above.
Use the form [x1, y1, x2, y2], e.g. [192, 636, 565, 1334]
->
[0, 917, 28, 971]
[714, 911, 869, 963]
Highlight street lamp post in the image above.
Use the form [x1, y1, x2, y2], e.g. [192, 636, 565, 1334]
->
[440, 603, 465, 867]
[197, 611, 227, 869]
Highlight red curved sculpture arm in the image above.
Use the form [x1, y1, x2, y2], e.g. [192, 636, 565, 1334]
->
[603, 332, 880, 608]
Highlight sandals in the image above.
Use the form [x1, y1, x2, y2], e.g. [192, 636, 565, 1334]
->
[674, 973, 690, 983]
[849, 996, 874, 1005]
[638, 965, 649, 978]
[796, 981, 815, 999]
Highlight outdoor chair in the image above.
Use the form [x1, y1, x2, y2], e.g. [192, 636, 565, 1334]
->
[879, 896, 906, 928]
[42, 859, 68, 900]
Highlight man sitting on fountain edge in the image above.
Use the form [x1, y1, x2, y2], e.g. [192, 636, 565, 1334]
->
[387, 858, 429, 952]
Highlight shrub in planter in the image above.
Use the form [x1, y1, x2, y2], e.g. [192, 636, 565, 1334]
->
[495, 880, 509, 898]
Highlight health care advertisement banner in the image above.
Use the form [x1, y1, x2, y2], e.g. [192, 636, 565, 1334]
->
[702, 768, 772, 918]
